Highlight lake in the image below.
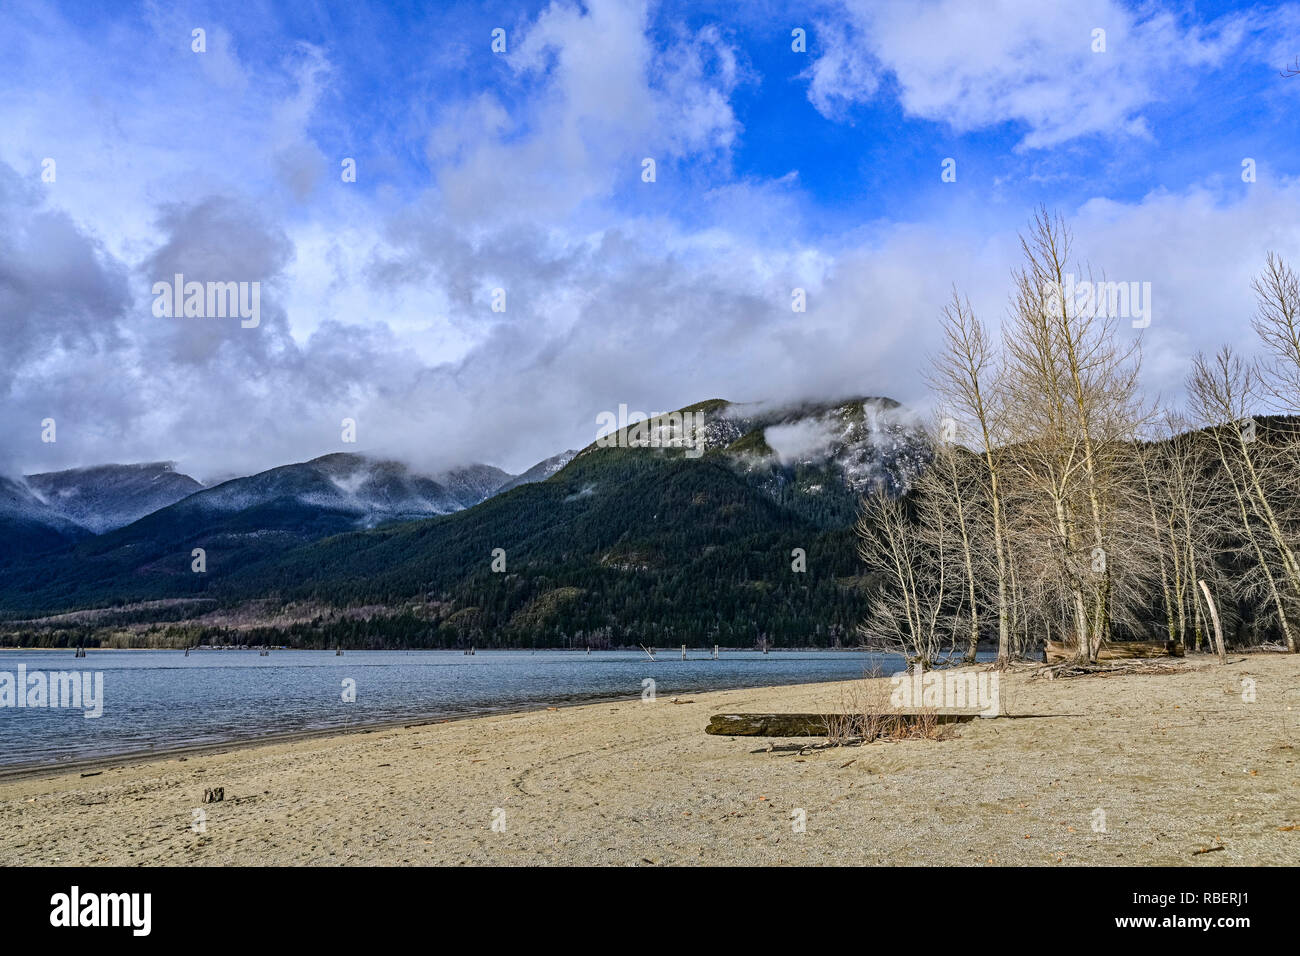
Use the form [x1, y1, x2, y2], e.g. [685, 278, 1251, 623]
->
[0, 647, 967, 769]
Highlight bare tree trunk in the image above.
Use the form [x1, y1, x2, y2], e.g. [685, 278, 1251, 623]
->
[1136, 446, 1177, 643]
[928, 293, 1012, 660]
[1004, 210, 1145, 664]
[1198, 579, 1227, 663]
[937, 444, 981, 663]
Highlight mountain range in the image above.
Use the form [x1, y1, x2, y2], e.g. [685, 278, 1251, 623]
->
[0, 451, 577, 555]
[23, 462, 204, 535]
[0, 397, 924, 648]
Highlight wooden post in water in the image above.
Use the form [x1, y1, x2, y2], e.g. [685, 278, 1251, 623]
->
[1198, 579, 1227, 664]
[681, 644, 686, 660]
[713, 644, 719, 660]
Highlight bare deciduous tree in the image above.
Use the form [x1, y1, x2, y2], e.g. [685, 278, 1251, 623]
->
[855, 481, 956, 667]
[1188, 347, 1299, 652]
[1001, 209, 1147, 661]
[927, 292, 1014, 661]
[858, 226, 1300, 663]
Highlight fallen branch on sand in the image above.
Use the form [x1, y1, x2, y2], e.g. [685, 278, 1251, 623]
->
[1032, 658, 1201, 680]
[705, 712, 977, 738]
[1045, 639, 1183, 663]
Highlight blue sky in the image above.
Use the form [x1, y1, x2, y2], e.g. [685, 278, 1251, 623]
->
[1, 0, 1299, 477]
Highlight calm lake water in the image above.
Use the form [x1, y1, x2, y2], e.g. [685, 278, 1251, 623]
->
[0, 648, 961, 769]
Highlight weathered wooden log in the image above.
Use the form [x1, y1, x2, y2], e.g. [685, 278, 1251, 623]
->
[1045, 639, 1184, 664]
[705, 712, 977, 737]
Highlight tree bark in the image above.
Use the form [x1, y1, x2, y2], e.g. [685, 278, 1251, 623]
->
[1198, 579, 1227, 664]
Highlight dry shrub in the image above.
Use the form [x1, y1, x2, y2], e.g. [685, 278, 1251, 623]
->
[826, 668, 954, 745]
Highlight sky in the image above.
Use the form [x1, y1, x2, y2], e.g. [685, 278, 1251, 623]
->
[1, 0, 1298, 481]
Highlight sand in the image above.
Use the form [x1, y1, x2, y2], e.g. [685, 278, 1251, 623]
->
[1, 654, 1297, 866]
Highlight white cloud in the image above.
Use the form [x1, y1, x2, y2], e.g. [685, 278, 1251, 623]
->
[765, 418, 839, 463]
[431, 0, 743, 225]
[1, 0, 1298, 488]
[807, 0, 1253, 147]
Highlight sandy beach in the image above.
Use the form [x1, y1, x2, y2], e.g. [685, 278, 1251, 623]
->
[1, 654, 1297, 866]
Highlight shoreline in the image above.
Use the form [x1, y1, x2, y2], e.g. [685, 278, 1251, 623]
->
[0, 672, 871, 783]
[0, 650, 1262, 780]
[0, 691, 664, 784]
[3, 653, 1296, 865]
[0, 648, 906, 777]
[0, 645, 881, 652]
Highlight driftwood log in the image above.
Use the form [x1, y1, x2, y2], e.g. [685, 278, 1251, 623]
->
[705, 713, 977, 737]
[1045, 640, 1184, 664]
